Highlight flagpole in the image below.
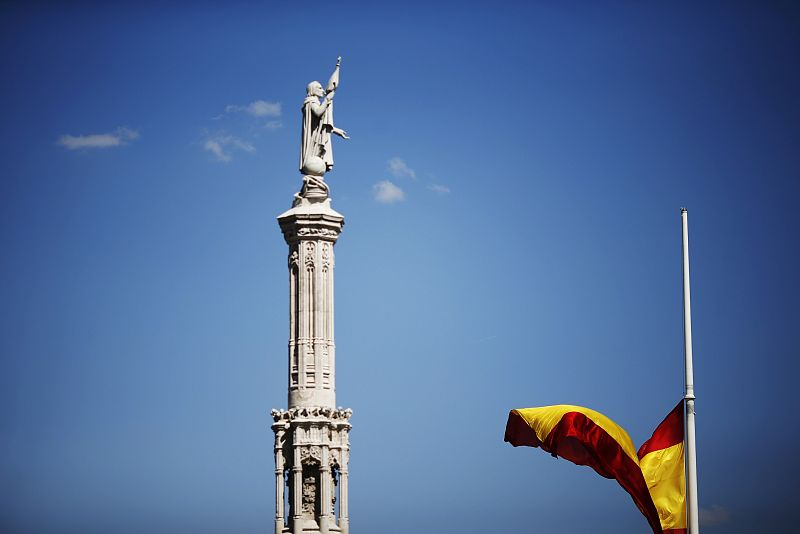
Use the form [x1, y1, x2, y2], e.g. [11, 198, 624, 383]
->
[681, 208, 700, 533]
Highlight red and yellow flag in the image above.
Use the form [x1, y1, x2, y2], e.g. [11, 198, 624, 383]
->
[638, 401, 687, 534]
[504, 402, 686, 534]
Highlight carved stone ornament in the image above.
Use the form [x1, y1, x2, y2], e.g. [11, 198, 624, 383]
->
[270, 406, 353, 423]
[302, 474, 317, 514]
[297, 227, 339, 238]
[300, 446, 322, 463]
[274, 429, 286, 448]
[304, 241, 316, 266]
[288, 250, 299, 268]
[322, 243, 331, 267]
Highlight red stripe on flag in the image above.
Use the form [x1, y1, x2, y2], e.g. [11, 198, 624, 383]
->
[637, 400, 685, 459]
[544, 412, 662, 534]
[504, 410, 542, 448]
[504, 410, 662, 534]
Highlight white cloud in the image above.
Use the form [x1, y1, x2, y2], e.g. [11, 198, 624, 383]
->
[387, 157, 416, 180]
[226, 100, 282, 118]
[204, 139, 230, 162]
[700, 505, 731, 526]
[427, 184, 451, 194]
[227, 137, 255, 153]
[265, 120, 283, 130]
[203, 134, 255, 163]
[373, 180, 406, 204]
[248, 100, 281, 117]
[57, 127, 139, 150]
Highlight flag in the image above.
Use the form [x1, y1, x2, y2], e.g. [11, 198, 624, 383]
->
[504, 405, 661, 532]
[638, 400, 687, 534]
[504, 403, 686, 534]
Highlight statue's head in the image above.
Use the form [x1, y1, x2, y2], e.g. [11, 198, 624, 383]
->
[306, 81, 324, 98]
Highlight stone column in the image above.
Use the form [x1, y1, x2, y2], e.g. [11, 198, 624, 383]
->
[292, 440, 303, 534]
[338, 469, 349, 533]
[319, 446, 331, 534]
[273, 199, 352, 534]
[278, 201, 344, 410]
[338, 428, 350, 534]
[273, 425, 286, 534]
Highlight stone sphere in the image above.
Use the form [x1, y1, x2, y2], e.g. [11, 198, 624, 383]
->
[302, 156, 326, 176]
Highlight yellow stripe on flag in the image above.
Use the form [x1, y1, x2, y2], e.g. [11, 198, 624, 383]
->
[640, 441, 686, 531]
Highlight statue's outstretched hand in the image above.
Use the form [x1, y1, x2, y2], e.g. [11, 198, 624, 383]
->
[333, 128, 349, 140]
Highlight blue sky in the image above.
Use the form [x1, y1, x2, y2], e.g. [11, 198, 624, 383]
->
[1, 2, 799, 533]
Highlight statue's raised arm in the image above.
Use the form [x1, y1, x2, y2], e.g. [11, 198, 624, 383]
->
[327, 56, 341, 93]
[300, 57, 349, 181]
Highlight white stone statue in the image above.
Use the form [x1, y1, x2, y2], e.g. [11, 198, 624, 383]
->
[300, 57, 349, 178]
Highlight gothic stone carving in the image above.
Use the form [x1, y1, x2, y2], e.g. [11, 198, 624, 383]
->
[300, 446, 322, 464]
[302, 473, 318, 515]
[322, 242, 331, 268]
[297, 227, 339, 238]
[304, 241, 316, 266]
[271, 407, 353, 423]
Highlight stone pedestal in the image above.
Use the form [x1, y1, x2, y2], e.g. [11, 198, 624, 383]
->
[272, 200, 352, 534]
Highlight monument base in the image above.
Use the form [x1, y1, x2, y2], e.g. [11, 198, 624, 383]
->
[272, 408, 352, 534]
[293, 174, 330, 207]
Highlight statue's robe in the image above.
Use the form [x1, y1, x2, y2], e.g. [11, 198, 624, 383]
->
[300, 97, 335, 172]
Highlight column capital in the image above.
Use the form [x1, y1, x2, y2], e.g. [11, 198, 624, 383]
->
[277, 201, 344, 246]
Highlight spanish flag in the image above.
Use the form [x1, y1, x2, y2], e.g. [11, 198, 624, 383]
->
[504, 402, 686, 534]
[638, 401, 686, 534]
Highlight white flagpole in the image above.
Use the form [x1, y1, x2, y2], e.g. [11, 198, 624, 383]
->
[681, 208, 700, 533]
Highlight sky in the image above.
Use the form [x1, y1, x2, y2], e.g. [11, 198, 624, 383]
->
[1, 2, 799, 533]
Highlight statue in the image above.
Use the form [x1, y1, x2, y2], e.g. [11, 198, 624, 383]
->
[297, 57, 349, 205]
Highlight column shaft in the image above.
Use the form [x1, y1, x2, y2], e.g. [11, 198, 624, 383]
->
[339, 467, 349, 534]
[319, 447, 331, 534]
[275, 432, 285, 534]
[292, 443, 302, 534]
